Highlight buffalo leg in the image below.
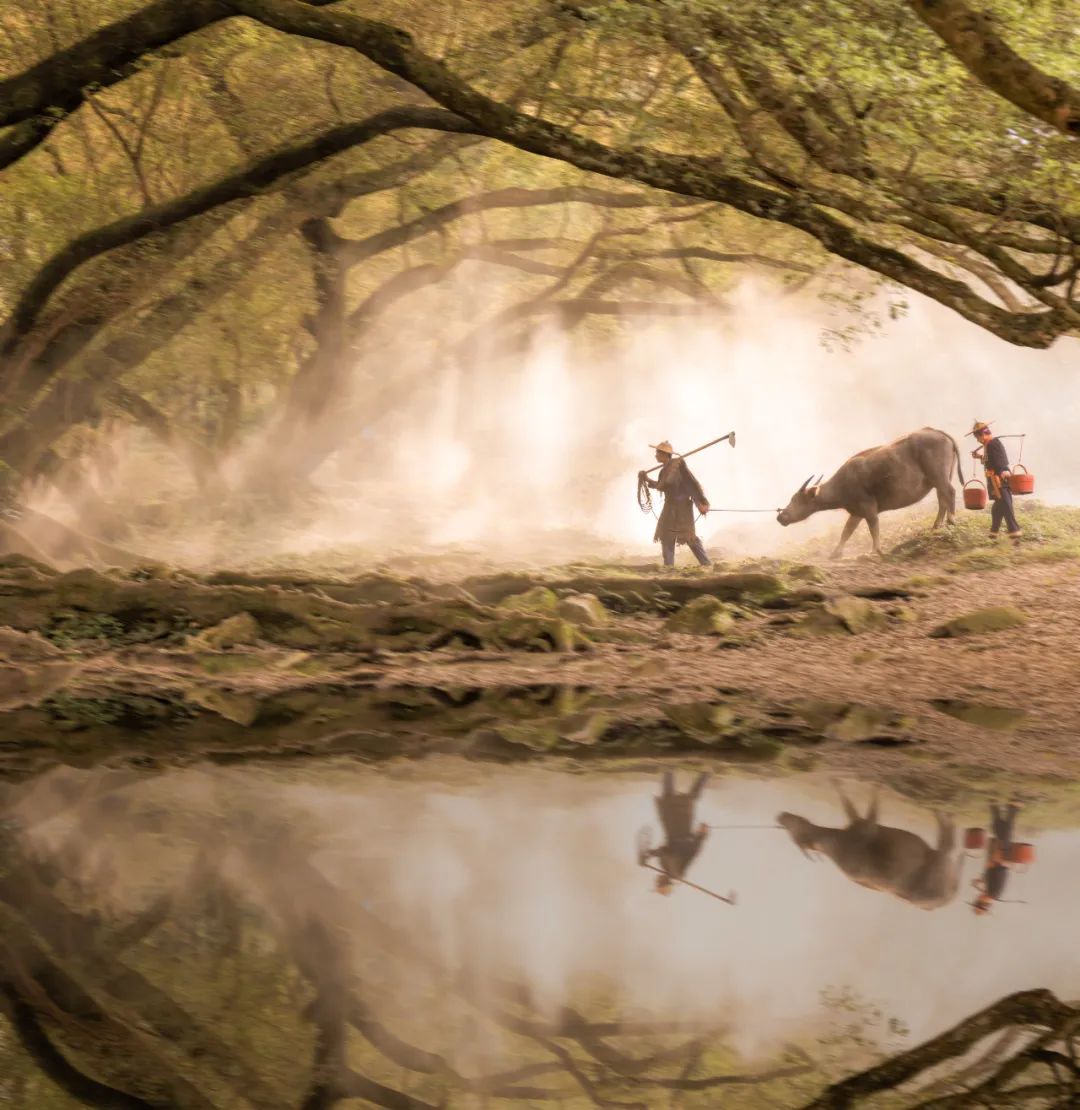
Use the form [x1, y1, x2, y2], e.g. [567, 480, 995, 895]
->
[933, 811, 956, 851]
[865, 786, 880, 826]
[864, 509, 882, 555]
[830, 514, 861, 559]
[833, 780, 859, 825]
[932, 483, 955, 528]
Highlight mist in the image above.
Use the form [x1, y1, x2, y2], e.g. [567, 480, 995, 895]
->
[27, 279, 1080, 570]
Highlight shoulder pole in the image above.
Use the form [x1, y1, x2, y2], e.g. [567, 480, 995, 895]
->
[642, 430, 736, 476]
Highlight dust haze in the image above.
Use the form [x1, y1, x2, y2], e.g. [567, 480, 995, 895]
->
[29, 282, 1080, 568]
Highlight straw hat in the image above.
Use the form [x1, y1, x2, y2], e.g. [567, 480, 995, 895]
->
[970, 420, 994, 437]
[650, 440, 675, 454]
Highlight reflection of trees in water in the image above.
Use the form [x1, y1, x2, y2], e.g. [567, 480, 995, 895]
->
[0, 770, 1076, 1109]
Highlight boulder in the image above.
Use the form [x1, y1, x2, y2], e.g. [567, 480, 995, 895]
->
[929, 699, 1026, 731]
[826, 704, 895, 742]
[665, 596, 737, 636]
[185, 686, 260, 726]
[788, 564, 828, 584]
[825, 595, 887, 634]
[558, 710, 611, 745]
[762, 586, 828, 610]
[664, 700, 737, 742]
[853, 584, 915, 600]
[0, 627, 62, 662]
[556, 593, 609, 627]
[799, 595, 885, 635]
[930, 607, 1027, 638]
[793, 698, 900, 741]
[187, 612, 260, 650]
[496, 586, 559, 615]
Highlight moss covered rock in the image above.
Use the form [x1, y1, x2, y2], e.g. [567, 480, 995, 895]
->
[826, 595, 887, 634]
[929, 699, 1026, 730]
[796, 596, 885, 636]
[187, 612, 260, 651]
[788, 564, 828, 584]
[664, 700, 738, 741]
[496, 586, 559, 615]
[666, 596, 737, 636]
[930, 607, 1027, 638]
[556, 593, 609, 627]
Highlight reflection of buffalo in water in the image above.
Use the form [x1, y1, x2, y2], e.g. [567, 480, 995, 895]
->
[778, 783, 961, 910]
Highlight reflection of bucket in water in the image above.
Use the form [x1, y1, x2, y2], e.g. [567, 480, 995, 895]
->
[1007, 842, 1036, 866]
[963, 827, 986, 850]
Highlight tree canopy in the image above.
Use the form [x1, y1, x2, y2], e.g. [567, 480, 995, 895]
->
[1, 0, 1079, 546]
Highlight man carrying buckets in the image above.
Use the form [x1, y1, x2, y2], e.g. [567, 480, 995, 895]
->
[970, 420, 1022, 544]
[970, 801, 1026, 915]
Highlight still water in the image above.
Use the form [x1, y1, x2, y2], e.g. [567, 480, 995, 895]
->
[0, 761, 1075, 1107]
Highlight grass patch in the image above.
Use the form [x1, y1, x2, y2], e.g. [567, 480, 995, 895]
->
[787, 502, 1080, 571]
[43, 613, 125, 647]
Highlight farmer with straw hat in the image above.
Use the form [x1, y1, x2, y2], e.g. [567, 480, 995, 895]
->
[638, 770, 711, 896]
[970, 420, 1021, 544]
[640, 440, 711, 567]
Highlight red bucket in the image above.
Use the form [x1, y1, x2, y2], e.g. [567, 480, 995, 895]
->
[963, 480, 987, 511]
[1010, 464, 1034, 496]
[964, 827, 986, 851]
[1007, 842, 1035, 865]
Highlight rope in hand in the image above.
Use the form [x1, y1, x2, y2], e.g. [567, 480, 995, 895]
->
[636, 471, 655, 516]
[638, 467, 778, 518]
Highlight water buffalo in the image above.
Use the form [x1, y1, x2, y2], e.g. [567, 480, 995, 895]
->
[778, 783, 961, 910]
[776, 427, 964, 558]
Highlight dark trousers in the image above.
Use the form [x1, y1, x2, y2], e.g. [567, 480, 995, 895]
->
[661, 770, 710, 800]
[989, 485, 1021, 535]
[991, 803, 1019, 850]
[661, 535, 710, 567]
[985, 803, 1019, 899]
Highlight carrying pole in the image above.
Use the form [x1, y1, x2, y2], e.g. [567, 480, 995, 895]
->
[640, 862, 737, 906]
[643, 431, 736, 476]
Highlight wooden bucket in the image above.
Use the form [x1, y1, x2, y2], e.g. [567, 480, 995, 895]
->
[964, 827, 986, 850]
[1010, 464, 1034, 495]
[963, 480, 988, 510]
[1007, 842, 1036, 865]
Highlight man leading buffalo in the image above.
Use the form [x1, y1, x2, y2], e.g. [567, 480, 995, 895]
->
[971, 421, 1022, 544]
[639, 440, 711, 567]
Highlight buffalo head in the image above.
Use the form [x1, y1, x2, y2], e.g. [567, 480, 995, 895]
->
[777, 812, 821, 859]
[777, 475, 823, 526]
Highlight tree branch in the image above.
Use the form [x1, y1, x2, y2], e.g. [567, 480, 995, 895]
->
[0, 983, 156, 1110]
[801, 989, 1079, 1110]
[222, 0, 1067, 346]
[907, 0, 1080, 134]
[0, 0, 342, 170]
[0, 105, 475, 361]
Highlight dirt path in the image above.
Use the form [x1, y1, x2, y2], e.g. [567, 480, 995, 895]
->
[387, 552, 1080, 781]
[3, 520, 1080, 792]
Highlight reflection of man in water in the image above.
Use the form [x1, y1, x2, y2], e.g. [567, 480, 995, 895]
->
[640, 771, 710, 895]
[972, 802, 1022, 916]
